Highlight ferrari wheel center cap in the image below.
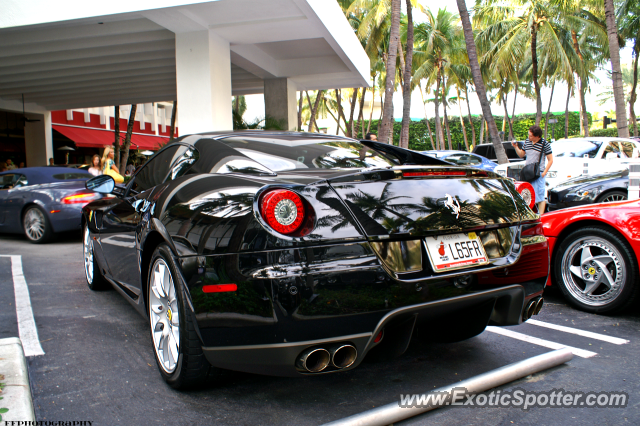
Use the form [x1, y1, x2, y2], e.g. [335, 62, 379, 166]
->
[588, 267, 596, 275]
[167, 308, 172, 322]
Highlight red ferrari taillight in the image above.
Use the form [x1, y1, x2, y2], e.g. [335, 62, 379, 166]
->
[62, 192, 97, 205]
[202, 284, 237, 293]
[515, 182, 536, 209]
[259, 189, 314, 236]
[403, 171, 466, 177]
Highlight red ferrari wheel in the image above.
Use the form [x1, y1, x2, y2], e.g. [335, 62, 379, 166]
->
[554, 226, 639, 314]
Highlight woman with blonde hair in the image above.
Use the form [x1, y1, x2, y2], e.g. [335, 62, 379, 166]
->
[101, 146, 124, 183]
[88, 154, 102, 176]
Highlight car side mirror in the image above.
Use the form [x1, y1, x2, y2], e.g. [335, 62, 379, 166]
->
[86, 175, 115, 194]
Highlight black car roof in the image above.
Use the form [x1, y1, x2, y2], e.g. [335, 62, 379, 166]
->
[0, 167, 92, 185]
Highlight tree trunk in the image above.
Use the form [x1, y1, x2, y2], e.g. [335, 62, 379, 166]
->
[119, 104, 137, 173]
[306, 91, 320, 132]
[544, 81, 555, 139]
[531, 27, 543, 126]
[367, 75, 376, 135]
[308, 90, 324, 132]
[419, 86, 436, 149]
[456, 0, 507, 163]
[485, 119, 489, 143]
[511, 82, 518, 120]
[456, 88, 469, 150]
[378, 0, 401, 144]
[630, 36, 639, 136]
[113, 105, 120, 166]
[357, 87, 366, 139]
[169, 100, 177, 140]
[565, 86, 571, 139]
[348, 88, 358, 138]
[479, 115, 485, 145]
[335, 89, 343, 135]
[501, 93, 515, 141]
[234, 96, 239, 115]
[443, 97, 452, 149]
[298, 91, 303, 131]
[327, 108, 347, 135]
[465, 86, 476, 148]
[434, 67, 444, 150]
[571, 31, 590, 137]
[442, 76, 452, 149]
[399, 0, 414, 149]
[604, 0, 630, 137]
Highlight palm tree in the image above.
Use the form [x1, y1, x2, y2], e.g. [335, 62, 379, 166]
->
[399, 0, 414, 148]
[474, 0, 575, 127]
[413, 9, 459, 150]
[375, 0, 401, 143]
[605, 0, 630, 137]
[456, 0, 507, 163]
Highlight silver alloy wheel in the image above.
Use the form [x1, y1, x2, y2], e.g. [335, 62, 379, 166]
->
[602, 193, 626, 203]
[149, 258, 180, 374]
[561, 237, 626, 306]
[24, 208, 45, 241]
[83, 227, 93, 284]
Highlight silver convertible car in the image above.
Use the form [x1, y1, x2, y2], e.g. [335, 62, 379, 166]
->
[0, 167, 102, 243]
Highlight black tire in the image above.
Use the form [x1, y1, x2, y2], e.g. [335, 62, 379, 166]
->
[595, 190, 627, 204]
[83, 224, 109, 291]
[554, 226, 639, 314]
[148, 244, 220, 389]
[22, 205, 53, 243]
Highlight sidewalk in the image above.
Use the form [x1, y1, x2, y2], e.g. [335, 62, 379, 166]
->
[0, 337, 35, 422]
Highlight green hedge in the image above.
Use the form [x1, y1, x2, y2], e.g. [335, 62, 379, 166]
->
[358, 111, 591, 151]
[588, 128, 618, 137]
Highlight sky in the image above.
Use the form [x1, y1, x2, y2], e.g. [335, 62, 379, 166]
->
[243, 0, 634, 130]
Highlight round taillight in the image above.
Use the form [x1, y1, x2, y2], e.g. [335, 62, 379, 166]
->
[515, 181, 536, 209]
[259, 189, 313, 236]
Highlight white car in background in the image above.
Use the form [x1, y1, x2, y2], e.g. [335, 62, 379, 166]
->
[494, 137, 640, 192]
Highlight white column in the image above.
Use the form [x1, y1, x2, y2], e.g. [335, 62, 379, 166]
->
[24, 111, 52, 167]
[153, 103, 158, 135]
[264, 78, 298, 131]
[175, 30, 232, 134]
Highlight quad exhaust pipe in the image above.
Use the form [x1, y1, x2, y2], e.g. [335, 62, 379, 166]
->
[523, 297, 544, 321]
[297, 344, 357, 373]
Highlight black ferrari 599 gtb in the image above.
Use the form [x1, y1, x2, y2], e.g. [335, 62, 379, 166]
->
[82, 131, 548, 389]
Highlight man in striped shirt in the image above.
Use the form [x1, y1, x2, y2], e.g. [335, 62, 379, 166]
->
[511, 125, 554, 213]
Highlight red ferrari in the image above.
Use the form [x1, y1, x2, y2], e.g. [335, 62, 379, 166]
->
[542, 199, 640, 314]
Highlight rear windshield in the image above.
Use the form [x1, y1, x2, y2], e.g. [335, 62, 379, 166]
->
[52, 172, 92, 180]
[220, 137, 397, 171]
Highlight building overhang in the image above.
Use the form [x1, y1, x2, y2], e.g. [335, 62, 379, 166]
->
[0, 0, 370, 112]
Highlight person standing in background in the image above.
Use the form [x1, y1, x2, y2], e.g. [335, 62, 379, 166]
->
[88, 154, 102, 176]
[511, 125, 553, 213]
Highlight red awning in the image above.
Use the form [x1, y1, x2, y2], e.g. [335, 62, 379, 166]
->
[53, 125, 169, 150]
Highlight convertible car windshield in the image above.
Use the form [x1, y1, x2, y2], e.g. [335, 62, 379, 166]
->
[552, 140, 602, 158]
[220, 137, 398, 171]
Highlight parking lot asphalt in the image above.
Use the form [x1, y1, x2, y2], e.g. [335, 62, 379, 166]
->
[1, 232, 639, 426]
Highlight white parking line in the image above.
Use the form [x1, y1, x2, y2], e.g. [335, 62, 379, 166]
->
[486, 326, 597, 358]
[527, 319, 629, 345]
[0, 255, 45, 357]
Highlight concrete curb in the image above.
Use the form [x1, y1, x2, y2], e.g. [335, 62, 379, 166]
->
[0, 337, 35, 422]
